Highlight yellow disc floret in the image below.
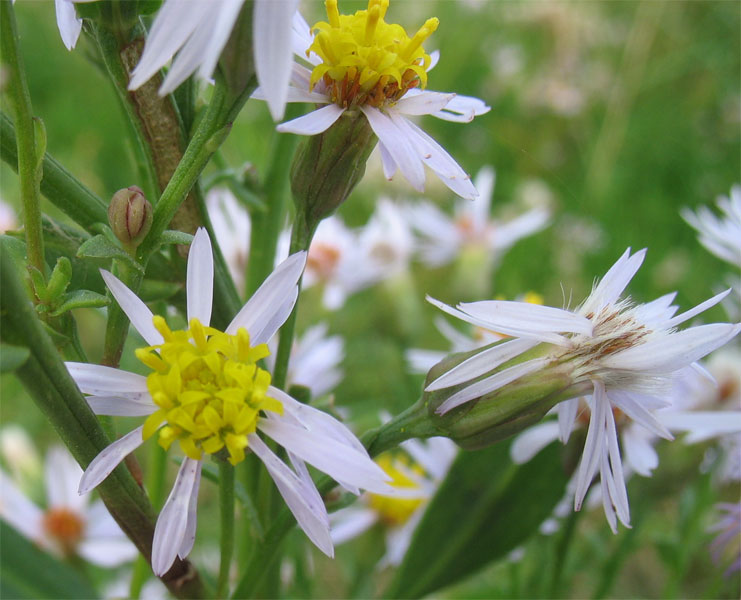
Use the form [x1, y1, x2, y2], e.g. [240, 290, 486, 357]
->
[136, 316, 283, 465]
[368, 454, 425, 526]
[308, 0, 438, 108]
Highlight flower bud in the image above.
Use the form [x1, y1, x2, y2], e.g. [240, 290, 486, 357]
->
[423, 342, 581, 450]
[290, 109, 376, 228]
[108, 186, 152, 247]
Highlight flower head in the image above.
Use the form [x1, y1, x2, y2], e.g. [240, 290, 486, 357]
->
[682, 185, 741, 267]
[66, 228, 390, 575]
[254, 1, 490, 200]
[0, 446, 137, 566]
[427, 248, 741, 531]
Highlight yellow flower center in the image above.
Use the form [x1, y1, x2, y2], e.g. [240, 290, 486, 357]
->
[368, 454, 424, 526]
[136, 316, 283, 465]
[308, 0, 438, 108]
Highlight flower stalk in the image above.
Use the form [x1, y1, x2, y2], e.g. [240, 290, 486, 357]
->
[218, 461, 236, 599]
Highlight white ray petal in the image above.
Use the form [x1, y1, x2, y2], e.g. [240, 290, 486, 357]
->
[249, 435, 333, 556]
[78, 537, 139, 567]
[257, 419, 390, 494]
[574, 383, 606, 511]
[622, 426, 659, 477]
[55, 0, 82, 50]
[394, 91, 456, 116]
[557, 397, 580, 443]
[79, 427, 146, 494]
[510, 421, 560, 464]
[663, 289, 730, 329]
[277, 104, 345, 135]
[152, 458, 201, 575]
[86, 396, 157, 417]
[605, 323, 741, 372]
[436, 357, 549, 414]
[607, 390, 673, 440]
[45, 447, 85, 512]
[581, 248, 646, 314]
[226, 251, 306, 337]
[252, 85, 329, 104]
[604, 404, 630, 526]
[378, 142, 398, 180]
[657, 411, 741, 442]
[425, 338, 539, 391]
[330, 507, 377, 545]
[361, 106, 425, 192]
[65, 362, 149, 395]
[100, 270, 163, 346]
[195, 0, 244, 83]
[0, 470, 44, 542]
[249, 287, 297, 345]
[459, 300, 593, 337]
[178, 460, 202, 559]
[254, 0, 299, 120]
[186, 228, 214, 326]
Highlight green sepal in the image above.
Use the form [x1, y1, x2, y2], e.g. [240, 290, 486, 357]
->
[77, 233, 144, 273]
[49, 289, 109, 316]
[0, 343, 30, 372]
[27, 265, 47, 301]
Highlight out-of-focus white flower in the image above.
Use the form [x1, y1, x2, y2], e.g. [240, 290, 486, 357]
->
[206, 187, 251, 293]
[708, 502, 741, 577]
[104, 574, 168, 600]
[358, 198, 414, 282]
[267, 323, 344, 399]
[0, 425, 40, 487]
[0, 446, 137, 566]
[126, 0, 297, 120]
[682, 185, 741, 267]
[64, 228, 390, 575]
[0, 198, 18, 233]
[254, 1, 490, 199]
[405, 167, 550, 268]
[428, 248, 741, 531]
[330, 437, 457, 567]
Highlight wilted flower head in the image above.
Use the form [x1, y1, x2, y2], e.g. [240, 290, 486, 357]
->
[65, 228, 390, 575]
[427, 248, 740, 531]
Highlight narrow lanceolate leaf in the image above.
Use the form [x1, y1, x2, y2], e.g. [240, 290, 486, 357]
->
[387, 441, 570, 599]
[49, 290, 109, 316]
[0, 343, 30, 372]
[77, 234, 144, 273]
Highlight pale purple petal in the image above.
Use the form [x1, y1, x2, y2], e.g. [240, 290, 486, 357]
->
[79, 427, 146, 495]
[557, 397, 580, 443]
[78, 537, 139, 567]
[510, 421, 560, 464]
[622, 426, 659, 477]
[378, 142, 398, 180]
[195, 0, 244, 83]
[254, 0, 299, 120]
[55, 0, 82, 50]
[330, 507, 377, 545]
[277, 104, 345, 135]
[0, 470, 43, 542]
[65, 362, 149, 395]
[100, 270, 164, 346]
[152, 458, 201, 575]
[574, 383, 606, 511]
[658, 411, 741, 442]
[45, 447, 86, 512]
[178, 460, 202, 559]
[85, 396, 157, 417]
[457, 300, 593, 337]
[186, 228, 214, 326]
[580, 248, 646, 314]
[607, 390, 673, 440]
[431, 93, 491, 123]
[436, 357, 550, 414]
[663, 289, 730, 329]
[604, 404, 630, 526]
[394, 91, 456, 116]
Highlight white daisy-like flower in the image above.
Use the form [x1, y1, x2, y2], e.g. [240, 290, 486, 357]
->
[427, 248, 741, 531]
[330, 436, 457, 567]
[405, 167, 550, 267]
[0, 446, 138, 566]
[126, 0, 297, 120]
[253, 1, 490, 200]
[357, 198, 414, 283]
[682, 185, 741, 268]
[267, 322, 344, 399]
[65, 228, 390, 576]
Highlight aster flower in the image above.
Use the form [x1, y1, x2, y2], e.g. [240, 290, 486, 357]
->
[65, 228, 390, 575]
[267, 322, 344, 399]
[330, 436, 457, 567]
[427, 248, 741, 531]
[708, 502, 741, 576]
[0, 446, 137, 566]
[358, 198, 415, 283]
[405, 167, 550, 267]
[253, 0, 490, 199]
[127, 0, 298, 120]
[682, 185, 741, 267]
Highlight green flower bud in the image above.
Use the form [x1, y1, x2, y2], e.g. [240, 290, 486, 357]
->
[108, 186, 152, 248]
[290, 109, 376, 229]
[423, 342, 582, 450]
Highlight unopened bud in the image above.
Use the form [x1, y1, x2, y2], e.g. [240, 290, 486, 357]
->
[290, 109, 376, 228]
[108, 186, 152, 247]
[423, 342, 580, 450]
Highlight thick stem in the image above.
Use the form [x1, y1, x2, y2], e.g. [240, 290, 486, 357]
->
[0, 1, 44, 274]
[218, 462, 236, 599]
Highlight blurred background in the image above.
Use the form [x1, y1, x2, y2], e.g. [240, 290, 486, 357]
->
[1, 1, 739, 598]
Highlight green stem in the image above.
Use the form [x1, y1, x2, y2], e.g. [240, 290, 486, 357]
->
[231, 401, 432, 599]
[101, 260, 143, 368]
[0, 0, 44, 275]
[218, 461, 236, 599]
[0, 246, 204, 599]
[0, 112, 109, 232]
[245, 105, 302, 298]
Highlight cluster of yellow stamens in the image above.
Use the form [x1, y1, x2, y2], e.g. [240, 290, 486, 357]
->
[368, 454, 424, 526]
[308, 0, 439, 108]
[136, 316, 282, 465]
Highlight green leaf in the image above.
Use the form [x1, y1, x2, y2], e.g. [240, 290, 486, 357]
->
[138, 279, 183, 302]
[0, 343, 30, 372]
[50, 289, 109, 316]
[45, 257, 72, 300]
[0, 521, 97, 599]
[158, 230, 194, 247]
[77, 234, 143, 273]
[387, 440, 570, 599]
